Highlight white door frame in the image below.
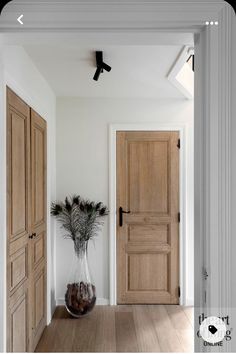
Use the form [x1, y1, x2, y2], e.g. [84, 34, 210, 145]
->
[0, 1, 234, 352]
[109, 123, 191, 307]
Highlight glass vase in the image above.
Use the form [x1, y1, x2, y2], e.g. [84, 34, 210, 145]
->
[65, 242, 96, 317]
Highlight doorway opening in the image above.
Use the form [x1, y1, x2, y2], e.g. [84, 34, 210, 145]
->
[109, 122, 194, 308]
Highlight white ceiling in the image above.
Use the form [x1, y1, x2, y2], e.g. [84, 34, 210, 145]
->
[24, 45, 186, 98]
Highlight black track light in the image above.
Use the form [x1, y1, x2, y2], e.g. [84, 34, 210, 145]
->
[93, 51, 111, 81]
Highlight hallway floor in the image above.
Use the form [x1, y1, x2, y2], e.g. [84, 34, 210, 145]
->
[36, 305, 194, 352]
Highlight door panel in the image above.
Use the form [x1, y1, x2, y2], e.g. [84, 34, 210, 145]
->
[129, 140, 169, 213]
[32, 232, 45, 268]
[117, 131, 179, 304]
[7, 88, 30, 351]
[8, 93, 30, 241]
[10, 291, 28, 353]
[31, 111, 46, 228]
[10, 247, 28, 291]
[29, 109, 47, 352]
[30, 264, 46, 349]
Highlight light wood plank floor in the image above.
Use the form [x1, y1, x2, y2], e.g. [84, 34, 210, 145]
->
[36, 305, 194, 352]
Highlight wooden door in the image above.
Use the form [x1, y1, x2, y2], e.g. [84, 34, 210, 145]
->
[116, 131, 179, 304]
[7, 88, 31, 352]
[29, 109, 47, 351]
[7, 88, 47, 352]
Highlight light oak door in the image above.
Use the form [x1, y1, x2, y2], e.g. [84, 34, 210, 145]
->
[29, 110, 47, 351]
[7, 88, 31, 352]
[7, 88, 47, 352]
[117, 131, 179, 304]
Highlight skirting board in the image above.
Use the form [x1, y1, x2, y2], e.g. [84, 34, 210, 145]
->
[56, 298, 109, 306]
[185, 298, 194, 307]
[56, 298, 193, 307]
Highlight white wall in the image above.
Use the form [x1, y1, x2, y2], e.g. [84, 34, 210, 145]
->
[56, 97, 194, 305]
[0, 46, 57, 352]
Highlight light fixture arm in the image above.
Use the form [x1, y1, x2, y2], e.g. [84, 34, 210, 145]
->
[93, 51, 111, 81]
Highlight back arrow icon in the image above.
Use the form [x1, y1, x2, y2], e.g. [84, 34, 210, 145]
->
[17, 14, 23, 25]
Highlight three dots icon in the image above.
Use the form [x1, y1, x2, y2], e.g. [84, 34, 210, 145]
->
[206, 21, 219, 25]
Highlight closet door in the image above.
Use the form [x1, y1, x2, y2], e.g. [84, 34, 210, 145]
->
[7, 88, 47, 352]
[29, 109, 47, 352]
[7, 88, 31, 352]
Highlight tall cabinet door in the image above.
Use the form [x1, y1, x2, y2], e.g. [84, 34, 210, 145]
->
[7, 88, 47, 352]
[7, 88, 31, 352]
[29, 109, 47, 352]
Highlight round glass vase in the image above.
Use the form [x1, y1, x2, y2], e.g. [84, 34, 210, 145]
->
[65, 242, 96, 318]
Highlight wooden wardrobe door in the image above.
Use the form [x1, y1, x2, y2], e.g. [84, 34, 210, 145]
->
[7, 89, 47, 352]
[29, 109, 47, 352]
[116, 131, 179, 304]
[7, 88, 31, 352]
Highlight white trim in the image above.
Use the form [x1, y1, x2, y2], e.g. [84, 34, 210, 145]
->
[56, 298, 109, 306]
[185, 297, 194, 307]
[109, 123, 191, 307]
[167, 45, 194, 100]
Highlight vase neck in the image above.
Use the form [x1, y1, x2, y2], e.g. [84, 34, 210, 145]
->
[74, 241, 88, 258]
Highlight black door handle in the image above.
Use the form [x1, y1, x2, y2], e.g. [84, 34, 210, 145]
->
[119, 207, 130, 227]
[29, 232, 36, 239]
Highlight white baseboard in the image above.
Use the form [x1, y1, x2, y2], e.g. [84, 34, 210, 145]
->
[56, 297, 193, 307]
[185, 298, 194, 306]
[56, 297, 109, 306]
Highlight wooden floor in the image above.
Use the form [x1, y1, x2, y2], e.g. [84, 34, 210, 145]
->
[36, 305, 194, 352]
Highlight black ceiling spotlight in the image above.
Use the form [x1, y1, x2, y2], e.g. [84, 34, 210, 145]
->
[93, 51, 111, 81]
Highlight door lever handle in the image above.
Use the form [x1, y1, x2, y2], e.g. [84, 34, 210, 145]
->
[119, 207, 131, 227]
[29, 233, 36, 239]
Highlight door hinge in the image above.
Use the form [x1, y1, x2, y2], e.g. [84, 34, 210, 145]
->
[177, 138, 180, 149]
[178, 212, 180, 223]
[178, 286, 181, 298]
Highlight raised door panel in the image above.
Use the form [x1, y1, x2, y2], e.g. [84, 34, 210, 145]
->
[8, 285, 28, 352]
[11, 297, 27, 352]
[129, 140, 169, 213]
[10, 247, 28, 291]
[117, 131, 179, 304]
[32, 232, 45, 268]
[30, 265, 46, 351]
[31, 110, 47, 230]
[7, 88, 30, 242]
[128, 253, 168, 291]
